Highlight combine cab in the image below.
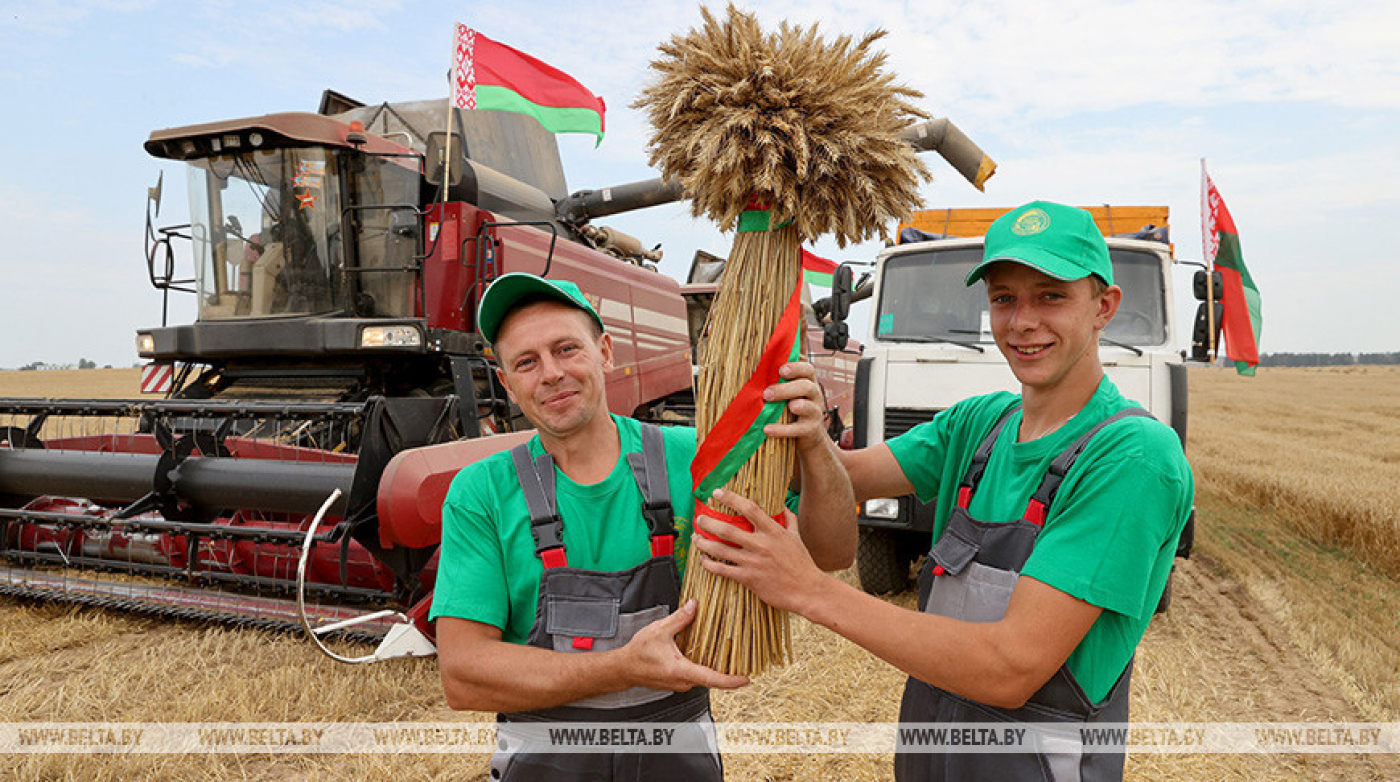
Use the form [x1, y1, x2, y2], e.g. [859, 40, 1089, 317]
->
[1, 87, 994, 657]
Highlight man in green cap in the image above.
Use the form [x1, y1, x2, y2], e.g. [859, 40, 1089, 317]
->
[431, 272, 851, 780]
[693, 201, 1194, 780]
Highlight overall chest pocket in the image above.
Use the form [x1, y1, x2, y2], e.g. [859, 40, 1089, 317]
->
[546, 600, 673, 710]
[924, 560, 1021, 623]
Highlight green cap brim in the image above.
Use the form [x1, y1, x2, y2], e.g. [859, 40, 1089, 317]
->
[477, 273, 604, 346]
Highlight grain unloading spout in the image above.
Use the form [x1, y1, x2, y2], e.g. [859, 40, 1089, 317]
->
[554, 177, 686, 224]
[901, 118, 998, 191]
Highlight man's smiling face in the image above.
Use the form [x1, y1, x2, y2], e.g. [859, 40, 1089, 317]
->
[983, 261, 1120, 394]
[493, 299, 613, 442]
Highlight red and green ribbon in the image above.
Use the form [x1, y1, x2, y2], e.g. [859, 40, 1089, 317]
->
[691, 277, 804, 503]
[737, 197, 794, 233]
[694, 502, 788, 546]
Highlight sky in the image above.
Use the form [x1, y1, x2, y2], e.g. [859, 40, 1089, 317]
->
[1, 0, 1398, 369]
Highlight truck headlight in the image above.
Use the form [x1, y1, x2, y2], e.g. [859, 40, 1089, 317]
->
[136, 333, 155, 356]
[360, 325, 423, 348]
[864, 498, 901, 519]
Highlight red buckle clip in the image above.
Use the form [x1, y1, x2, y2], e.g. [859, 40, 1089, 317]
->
[931, 564, 946, 577]
[956, 486, 973, 509]
[1023, 499, 1047, 527]
[571, 636, 595, 651]
[540, 547, 569, 569]
[651, 535, 675, 558]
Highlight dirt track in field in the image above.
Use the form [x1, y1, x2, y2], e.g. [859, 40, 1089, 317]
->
[1126, 555, 1397, 781]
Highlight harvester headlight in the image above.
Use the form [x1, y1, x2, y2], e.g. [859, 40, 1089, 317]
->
[864, 498, 901, 519]
[136, 333, 155, 356]
[360, 325, 423, 348]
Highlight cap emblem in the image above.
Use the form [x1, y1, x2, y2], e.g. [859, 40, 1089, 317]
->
[1012, 208, 1050, 236]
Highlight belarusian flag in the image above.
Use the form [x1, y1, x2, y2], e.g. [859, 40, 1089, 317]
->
[1201, 163, 1262, 376]
[452, 25, 606, 143]
[801, 248, 838, 288]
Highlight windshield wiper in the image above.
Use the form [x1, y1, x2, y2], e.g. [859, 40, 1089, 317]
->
[1099, 337, 1144, 356]
[884, 335, 985, 353]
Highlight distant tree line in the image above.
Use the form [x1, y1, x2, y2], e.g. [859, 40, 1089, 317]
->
[14, 358, 109, 371]
[1258, 352, 1400, 367]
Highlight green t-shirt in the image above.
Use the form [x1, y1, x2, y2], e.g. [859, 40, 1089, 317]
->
[885, 377, 1194, 703]
[429, 415, 698, 644]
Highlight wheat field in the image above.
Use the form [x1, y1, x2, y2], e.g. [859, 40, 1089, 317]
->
[0, 366, 1397, 780]
[1186, 364, 1400, 577]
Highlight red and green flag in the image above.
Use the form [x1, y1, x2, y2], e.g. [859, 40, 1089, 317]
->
[452, 25, 606, 143]
[801, 248, 838, 288]
[1201, 164, 1262, 376]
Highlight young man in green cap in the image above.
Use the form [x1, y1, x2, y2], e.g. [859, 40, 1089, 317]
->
[694, 201, 1194, 780]
[431, 272, 851, 780]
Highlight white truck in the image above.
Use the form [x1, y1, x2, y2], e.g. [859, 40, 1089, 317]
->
[830, 206, 1194, 595]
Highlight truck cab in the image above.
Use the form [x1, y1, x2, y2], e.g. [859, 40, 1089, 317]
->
[852, 215, 1189, 594]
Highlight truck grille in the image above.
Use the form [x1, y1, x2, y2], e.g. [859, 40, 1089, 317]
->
[884, 408, 937, 440]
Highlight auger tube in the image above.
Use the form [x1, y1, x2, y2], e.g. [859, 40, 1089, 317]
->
[0, 450, 354, 515]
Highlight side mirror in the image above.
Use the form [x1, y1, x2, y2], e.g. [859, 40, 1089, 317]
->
[1191, 301, 1223, 361]
[1190, 269, 1224, 361]
[829, 264, 853, 322]
[823, 321, 849, 351]
[1193, 269, 1223, 301]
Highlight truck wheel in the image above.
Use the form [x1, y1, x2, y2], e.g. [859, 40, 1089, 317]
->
[1154, 566, 1176, 614]
[897, 532, 928, 574]
[857, 528, 910, 595]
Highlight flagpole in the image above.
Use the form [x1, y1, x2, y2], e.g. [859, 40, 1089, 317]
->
[443, 25, 453, 205]
[1201, 158, 1218, 364]
[443, 79, 452, 206]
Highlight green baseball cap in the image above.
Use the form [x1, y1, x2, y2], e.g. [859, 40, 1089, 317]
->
[476, 272, 605, 346]
[963, 201, 1114, 287]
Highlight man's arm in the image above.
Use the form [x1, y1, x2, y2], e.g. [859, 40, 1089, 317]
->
[760, 361, 857, 570]
[438, 600, 749, 713]
[761, 362, 917, 567]
[694, 490, 1100, 708]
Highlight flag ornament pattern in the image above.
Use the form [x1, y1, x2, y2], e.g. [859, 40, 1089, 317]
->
[451, 24, 606, 142]
[1202, 168, 1262, 376]
[452, 26, 478, 110]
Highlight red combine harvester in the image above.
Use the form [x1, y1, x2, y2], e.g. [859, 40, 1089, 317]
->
[0, 89, 992, 660]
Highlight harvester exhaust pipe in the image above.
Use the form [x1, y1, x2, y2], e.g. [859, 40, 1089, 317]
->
[900, 118, 997, 191]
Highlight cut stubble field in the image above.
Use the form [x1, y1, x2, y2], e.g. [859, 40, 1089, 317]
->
[0, 366, 1397, 780]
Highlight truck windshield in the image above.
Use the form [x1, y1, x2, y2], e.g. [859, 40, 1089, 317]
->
[187, 149, 342, 320]
[875, 246, 1168, 346]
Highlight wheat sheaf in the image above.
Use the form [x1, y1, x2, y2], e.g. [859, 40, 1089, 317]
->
[632, 3, 931, 246]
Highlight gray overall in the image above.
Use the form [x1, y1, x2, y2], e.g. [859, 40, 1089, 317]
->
[895, 407, 1151, 782]
[490, 423, 722, 782]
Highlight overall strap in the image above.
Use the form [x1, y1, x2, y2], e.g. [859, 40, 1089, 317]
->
[956, 404, 1022, 509]
[510, 443, 567, 569]
[626, 422, 677, 557]
[1022, 407, 1153, 526]
[511, 424, 678, 569]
